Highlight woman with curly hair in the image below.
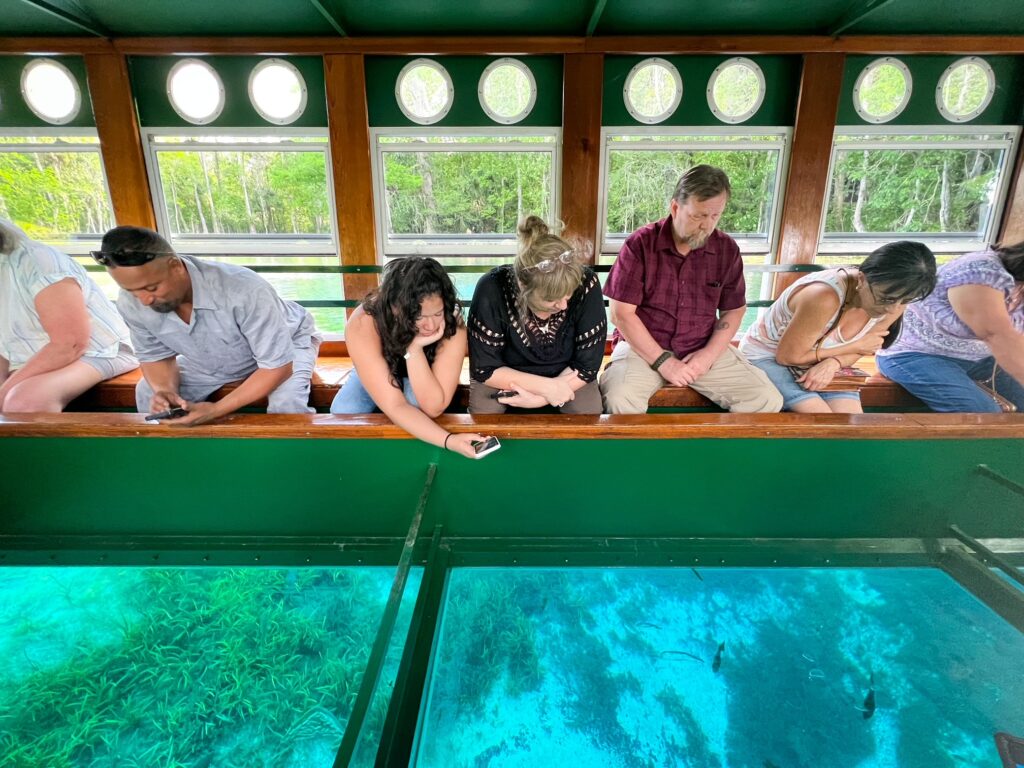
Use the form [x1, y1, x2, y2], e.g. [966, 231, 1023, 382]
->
[467, 215, 607, 414]
[330, 256, 490, 458]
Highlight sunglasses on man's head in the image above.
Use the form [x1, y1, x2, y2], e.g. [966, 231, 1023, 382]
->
[90, 250, 174, 267]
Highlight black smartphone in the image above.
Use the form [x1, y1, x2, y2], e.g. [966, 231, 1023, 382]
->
[490, 389, 519, 399]
[471, 436, 501, 458]
[146, 406, 187, 420]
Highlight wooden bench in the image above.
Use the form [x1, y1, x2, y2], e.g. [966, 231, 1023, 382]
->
[67, 340, 923, 412]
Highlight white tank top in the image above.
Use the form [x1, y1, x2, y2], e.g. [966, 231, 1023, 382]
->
[739, 268, 884, 361]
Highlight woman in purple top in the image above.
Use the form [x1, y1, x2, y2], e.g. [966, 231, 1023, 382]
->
[876, 241, 1024, 412]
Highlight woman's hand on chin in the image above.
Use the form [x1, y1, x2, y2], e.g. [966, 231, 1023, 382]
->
[408, 322, 446, 352]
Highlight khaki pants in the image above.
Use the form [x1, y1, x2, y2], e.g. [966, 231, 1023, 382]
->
[469, 379, 603, 414]
[599, 342, 783, 414]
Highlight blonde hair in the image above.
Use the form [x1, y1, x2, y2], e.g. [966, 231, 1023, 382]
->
[513, 215, 584, 319]
[0, 219, 28, 256]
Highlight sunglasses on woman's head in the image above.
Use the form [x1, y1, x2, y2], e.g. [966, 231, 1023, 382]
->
[525, 249, 575, 273]
[90, 250, 174, 267]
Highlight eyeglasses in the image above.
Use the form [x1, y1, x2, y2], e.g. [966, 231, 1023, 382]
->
[90, 250, 174, 267]
[524, 249, 575, 273]
[866, 281, 920, 306]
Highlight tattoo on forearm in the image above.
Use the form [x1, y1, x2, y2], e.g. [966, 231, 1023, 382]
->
[715, 320, 730, 330]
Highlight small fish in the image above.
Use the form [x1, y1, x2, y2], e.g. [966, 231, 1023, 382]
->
[861, 673, 876, 720]
[801, 653, 816, 664]
[691, 567, 704, 582]
[808, 668, 825, 680]
[634, 621, 661, 630]
[661, 650, 704, 663]
[712, 641, 725, 673]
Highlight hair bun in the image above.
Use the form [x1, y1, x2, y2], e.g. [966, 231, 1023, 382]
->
[517, 215, 549, 249]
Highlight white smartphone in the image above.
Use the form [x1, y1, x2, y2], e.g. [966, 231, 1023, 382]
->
[472, 436, 501, 459]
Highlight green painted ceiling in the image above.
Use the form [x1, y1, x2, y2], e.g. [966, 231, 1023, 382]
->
[4, 0, 1023, 38]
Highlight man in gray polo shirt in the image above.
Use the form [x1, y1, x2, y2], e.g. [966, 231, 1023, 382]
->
[94, 226, 320, 426]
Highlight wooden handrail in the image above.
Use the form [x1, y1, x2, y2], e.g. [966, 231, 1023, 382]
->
[2, 412, 1022, 440]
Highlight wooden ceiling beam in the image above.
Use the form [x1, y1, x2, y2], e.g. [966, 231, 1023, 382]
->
[2, 35, 1023, 56]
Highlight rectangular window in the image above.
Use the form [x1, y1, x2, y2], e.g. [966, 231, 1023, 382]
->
[821, 127, 1019, 258]
[143, 131, 345, 334]
[372, 130, 560, 257]
[0, 133, 115, 252]
[600, 129, 790, 257]
[144, 132, 336, 256]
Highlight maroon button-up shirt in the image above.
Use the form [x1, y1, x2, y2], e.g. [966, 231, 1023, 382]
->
[604, 216, 747, 358]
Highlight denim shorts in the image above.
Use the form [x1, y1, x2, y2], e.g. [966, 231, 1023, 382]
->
[329, 368, 419, 414]
[749, 355, 860, 411]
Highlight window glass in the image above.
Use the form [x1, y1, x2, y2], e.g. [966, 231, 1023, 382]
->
[20, 59, 81, 125]
[375, 133, 558, 256]
[602, 132, 787, 254]
[937, 58, 995, 123]
[822, 130, 1016, 253]
[624, 59, 682, 125]
[167, 59, 225, 125]
[853, 58, 911, 124]
[707, 58, 765, 124]
[0, 135, 113, 248]
[249, 59, 307, 125]
[396, 60, 453, 125]
[479, 59, 536, 125]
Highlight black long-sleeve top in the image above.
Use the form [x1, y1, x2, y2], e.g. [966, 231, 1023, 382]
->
[468, 265, 607, 384]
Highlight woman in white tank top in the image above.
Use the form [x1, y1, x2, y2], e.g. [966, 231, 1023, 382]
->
[739, 241, 936, 413]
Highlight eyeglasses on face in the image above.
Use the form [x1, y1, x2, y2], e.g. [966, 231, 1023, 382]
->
[525, 249, 576, 273]
[90, 250, 174, 267]
[866, 281, 921, 306]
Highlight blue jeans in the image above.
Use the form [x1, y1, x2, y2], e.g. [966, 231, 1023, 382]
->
[749, 356, 860, 411]
[329, 369, 419, 414]
[877, 352, 1024, 413]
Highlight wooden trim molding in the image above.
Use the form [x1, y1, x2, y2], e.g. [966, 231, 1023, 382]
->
[324, 53, 378, 305]
[4, 35, 1022, 57]
[560, 53, 604, 262]
[773, 53, 845, 296]
[83, 53, 157, 229]
[3, 412, 1024, 440]
[998, 135, 1024, 246]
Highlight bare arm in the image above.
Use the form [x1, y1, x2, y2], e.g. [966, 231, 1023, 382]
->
[775, 283, 895, 366]
[0, 279, 92, 406]
[405, 325, 467, 417]
[347, 310, 484, 458]
[949, 283, 1024, 386]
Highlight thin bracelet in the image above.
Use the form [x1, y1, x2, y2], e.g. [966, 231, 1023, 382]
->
[831, 357, 844, 369]
[443, 433, 453, 451]
[813, 342, 823, 363]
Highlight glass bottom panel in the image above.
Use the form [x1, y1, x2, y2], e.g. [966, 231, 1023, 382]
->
[0, 566, 413, 767]
[417, 568, 1024, 767]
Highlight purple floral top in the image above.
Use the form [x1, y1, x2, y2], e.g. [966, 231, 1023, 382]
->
[878, 250, 1024, 361]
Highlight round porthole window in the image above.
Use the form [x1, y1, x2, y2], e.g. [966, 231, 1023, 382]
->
[853, 57, 912, 124]
[167, 58, 225, 125]
[249, 59, 307, 125]
[707, 57, 765, 124]
[21, 59, 81, 125]
[396, 59, 453, 125]
[624, 58, 682, 125]
[479, 58, 536, 125]
[937, 57, 995, 123]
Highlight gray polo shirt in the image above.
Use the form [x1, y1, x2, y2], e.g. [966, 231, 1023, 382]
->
[117, 255, 318, 384]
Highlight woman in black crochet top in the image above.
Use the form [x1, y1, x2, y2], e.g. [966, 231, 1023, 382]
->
[467, 216, 607, 414]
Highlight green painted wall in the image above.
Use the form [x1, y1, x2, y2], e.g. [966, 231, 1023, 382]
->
[837, 55, 1024, 126]
[0, 56, 95, 129]
[1, 437, 1022, 542]
[365, 56, 563, 128]
[602, 55, 801, 128]
[129, 56, 328, 128]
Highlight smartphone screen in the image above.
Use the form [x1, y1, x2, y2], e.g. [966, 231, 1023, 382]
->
[472, 436, 501, 458]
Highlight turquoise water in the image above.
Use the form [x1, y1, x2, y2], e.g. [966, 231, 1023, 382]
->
[0, 566, 420, 768]
[417, 567, 1024, 767]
